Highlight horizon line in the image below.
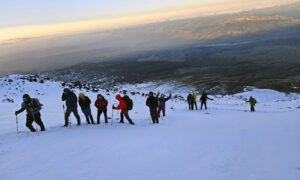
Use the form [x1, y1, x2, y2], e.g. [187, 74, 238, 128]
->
[0, 1, 297, 45]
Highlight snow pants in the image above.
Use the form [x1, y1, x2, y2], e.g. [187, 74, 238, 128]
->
[193, 102, 198, 110]
[120, 112, 135, 125]
[251, 105, 255, 112]
[158, 107, 165, 117]
[65, 108, 81, 126]
[200, 102, 207, 110]
[82, 108, 95, 124]
[26, 112, 45, 132]
[188, 102, 193, 110]
[97, 110, 108, 124]
[149, 108, 159, 124]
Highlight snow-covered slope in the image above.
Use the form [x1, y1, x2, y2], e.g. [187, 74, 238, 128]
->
[0, 74, 299, 180]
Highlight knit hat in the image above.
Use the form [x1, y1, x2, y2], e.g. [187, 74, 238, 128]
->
[79, 92, 85, 99]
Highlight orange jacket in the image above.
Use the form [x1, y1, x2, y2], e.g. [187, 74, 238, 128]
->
[113, 94, 128, 113]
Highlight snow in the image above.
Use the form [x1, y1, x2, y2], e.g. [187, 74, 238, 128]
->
[0, 74, 300, 180]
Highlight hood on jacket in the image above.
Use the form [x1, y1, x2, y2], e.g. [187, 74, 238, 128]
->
[116, 94, 122, 101]
[97, 94, 103, 99]
[23, 94, 31, 102]
[64, 88, 72, 94]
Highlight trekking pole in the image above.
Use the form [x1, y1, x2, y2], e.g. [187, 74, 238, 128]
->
[15, 115, 19, 134]
[31, 112, 40, 136]
[111, 103, 117, 125]
[111, 109, 114, 125]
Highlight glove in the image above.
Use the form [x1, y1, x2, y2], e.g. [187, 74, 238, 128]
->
[15, 111, 19, 115]
[112, 105, 115, 109]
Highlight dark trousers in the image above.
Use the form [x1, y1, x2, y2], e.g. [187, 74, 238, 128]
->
[26, 113, 45, 132]
[200, 102, 207, 110]
[149, 108, 159, 124]
[251, 105, 255, 112]
[65, 108, 81, 126]
[120, 112, 134, 125]
[193, 102, 198, 110]
[82, 108, 94, 124]
[191, 102, 194, 110]
[97, 110, 108, 124]
[188, 102, 193, 110]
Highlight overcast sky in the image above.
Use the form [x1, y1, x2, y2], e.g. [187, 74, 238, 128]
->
[0, 0, 296, 42]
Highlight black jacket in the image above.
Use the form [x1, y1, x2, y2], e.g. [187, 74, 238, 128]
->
[79, 96, 91, 110]
[200, 93, 212, 102]
[187, 94, 194, 103]
[17, 99, 40, 115]
[62, 88, 78, 109]
[146, 96, 159, 109]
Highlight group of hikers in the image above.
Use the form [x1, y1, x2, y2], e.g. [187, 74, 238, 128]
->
[146, 92, 172, 124]
[187, 91, 257, 112]
[187, 91, 214, 110]
[14, 88, 257, 133]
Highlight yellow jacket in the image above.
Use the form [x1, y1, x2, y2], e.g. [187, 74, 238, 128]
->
[192, 92, 197, 102]
[248, 96, 257, 106]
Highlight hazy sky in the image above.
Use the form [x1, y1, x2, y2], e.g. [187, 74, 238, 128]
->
[0, 0, 296, 42]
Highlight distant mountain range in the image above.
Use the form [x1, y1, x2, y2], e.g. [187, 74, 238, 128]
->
[2, 2, 300, 94]
[48, 23, 300, 94]
[1, 2, 300, 76]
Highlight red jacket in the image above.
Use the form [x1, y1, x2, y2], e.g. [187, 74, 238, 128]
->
[113, 94, 128, 113]
[94, 94, 108, 111]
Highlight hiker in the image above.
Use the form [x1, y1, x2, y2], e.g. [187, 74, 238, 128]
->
[200, 92, 213, 110]
[15, 94, 45, 132]
[158, 92, 172, 117]
[146, 92, 159, 124]
[247, 96, 257, 112]
[187, 93, 194, 110]
[78, 92, 95, 124]
[94, 94, 108, 124]
[192, 91, 198, 110]
[112, 94, 135, 125]
[62, 88, 81, 126]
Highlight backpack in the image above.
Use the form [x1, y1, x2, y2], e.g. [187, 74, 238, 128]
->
[32, 98, 43, 111]
[123, 95, 133, 110]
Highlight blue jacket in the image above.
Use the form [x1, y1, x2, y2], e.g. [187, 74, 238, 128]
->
[158, 95, 171, 109]
[21, 99, 40, 115]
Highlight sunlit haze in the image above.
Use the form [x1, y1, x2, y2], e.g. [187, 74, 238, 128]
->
[0, 0, 295, 42]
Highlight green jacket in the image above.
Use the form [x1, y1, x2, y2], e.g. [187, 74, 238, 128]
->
[248, 97, 257, 106]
